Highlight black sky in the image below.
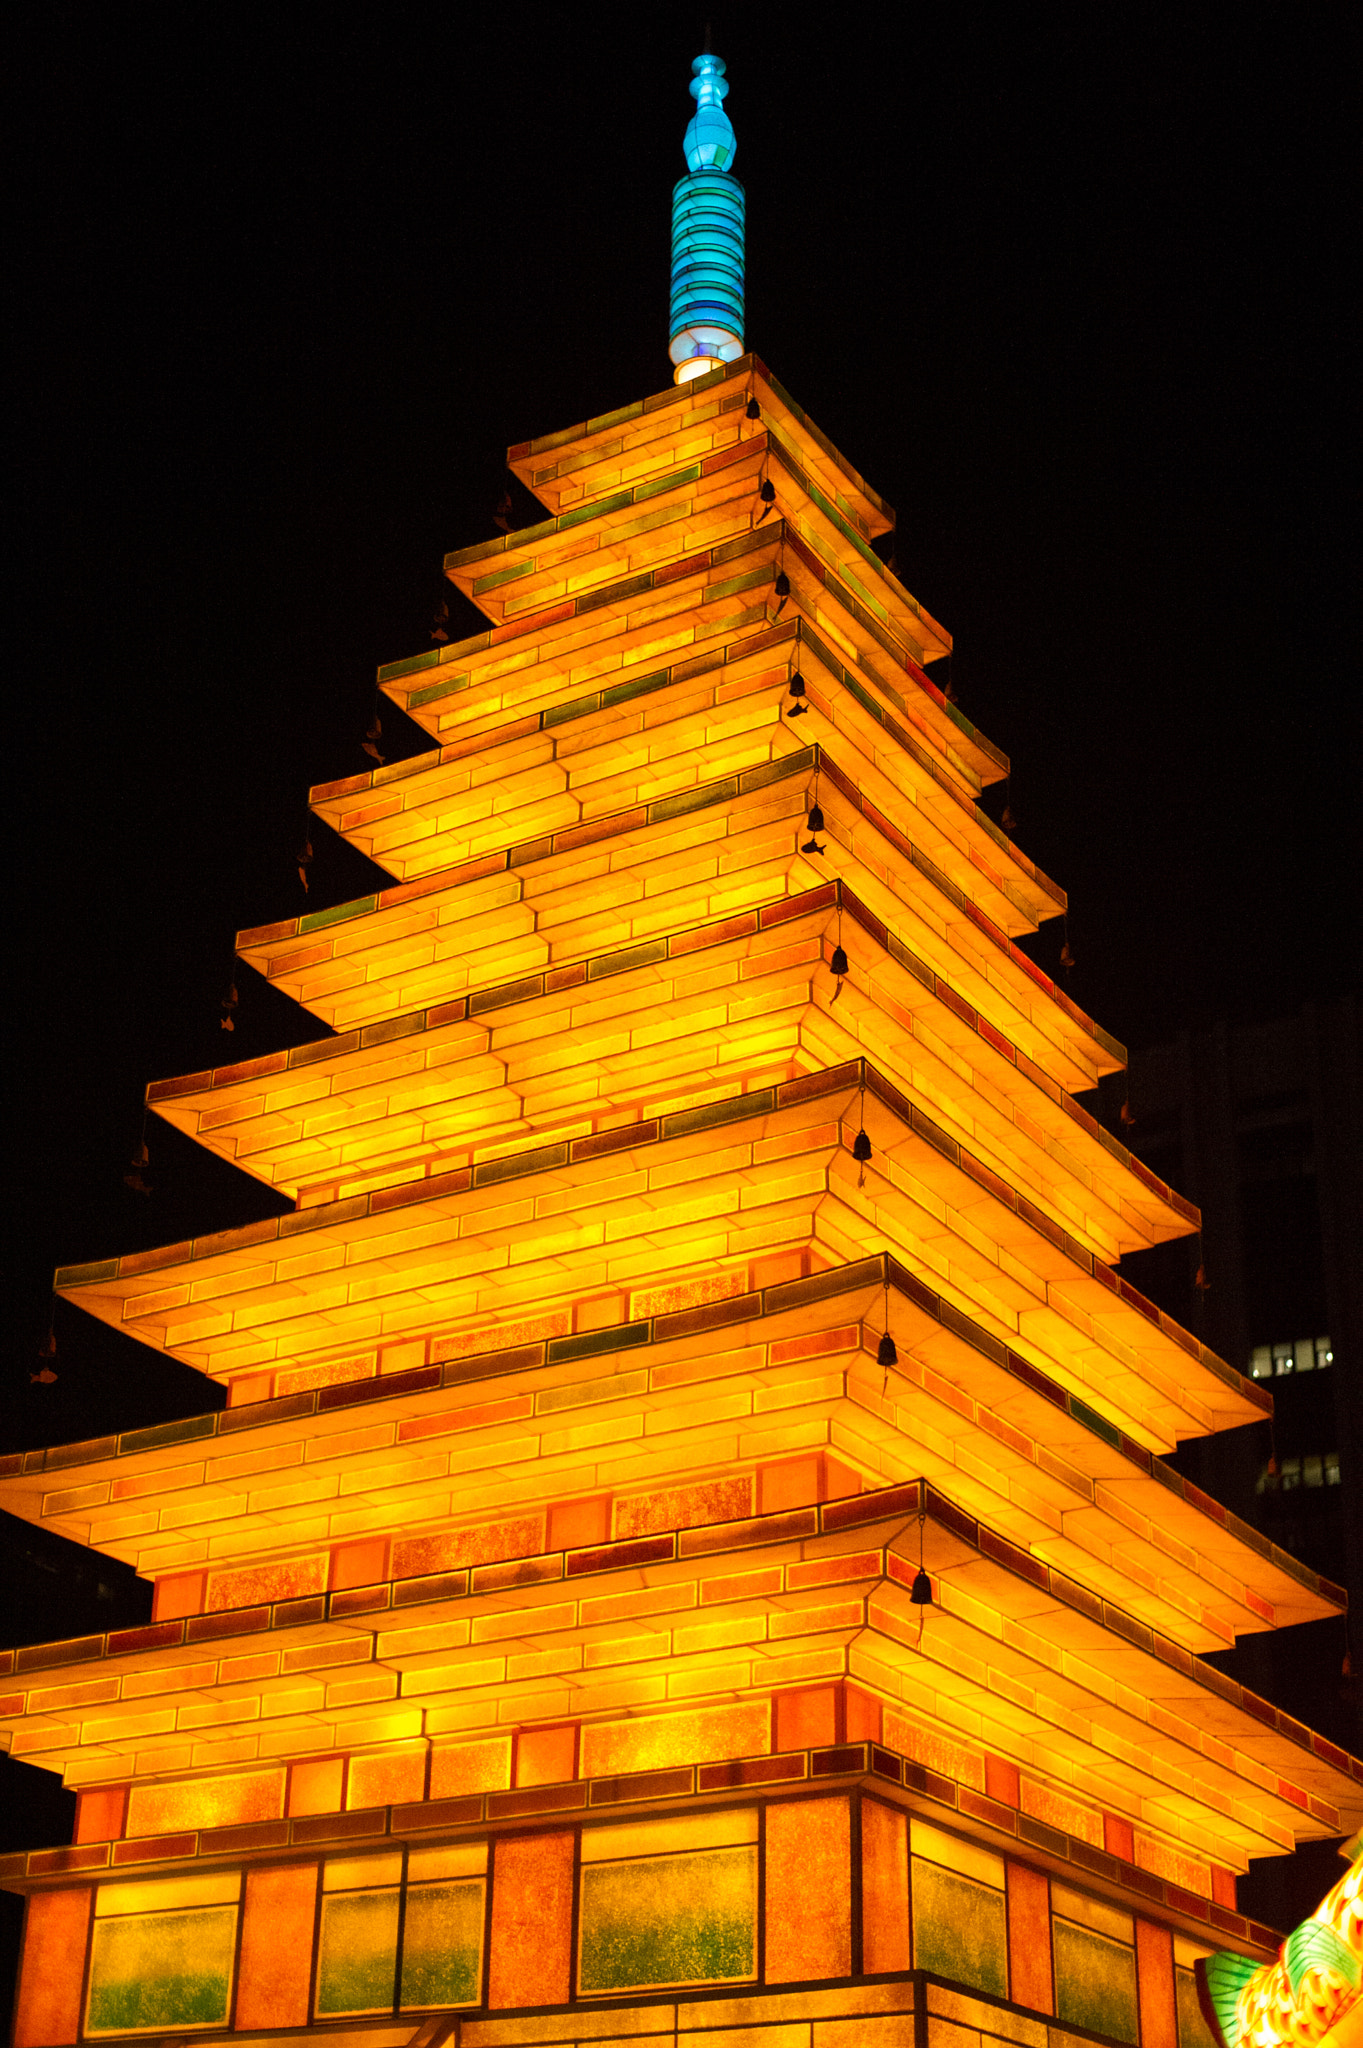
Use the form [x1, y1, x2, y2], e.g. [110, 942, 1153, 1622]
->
[3, 0, 1358, 1942]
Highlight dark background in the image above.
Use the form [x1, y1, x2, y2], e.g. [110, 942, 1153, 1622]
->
[5, 0, 1358, 1998]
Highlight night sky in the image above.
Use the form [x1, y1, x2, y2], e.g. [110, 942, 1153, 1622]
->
[4, 0, 1357, 1961]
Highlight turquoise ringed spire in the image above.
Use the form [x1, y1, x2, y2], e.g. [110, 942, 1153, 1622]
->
[669, 52, 746, 383]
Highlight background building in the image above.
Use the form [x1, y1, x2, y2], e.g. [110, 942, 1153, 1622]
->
[1100, 1000, 1361, 1764]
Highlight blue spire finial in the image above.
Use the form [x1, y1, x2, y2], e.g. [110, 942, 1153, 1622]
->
[669, 50, 746, 382]
[684, 53, 736, 173]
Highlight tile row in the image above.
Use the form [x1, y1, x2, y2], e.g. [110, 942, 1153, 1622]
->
[4, 1473, 1352, 1799]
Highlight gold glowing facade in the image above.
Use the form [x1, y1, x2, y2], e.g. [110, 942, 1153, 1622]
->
[4, 356, 1360, 2048]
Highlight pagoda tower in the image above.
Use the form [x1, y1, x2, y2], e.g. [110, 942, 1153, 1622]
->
[4, 50, 1359, 2048]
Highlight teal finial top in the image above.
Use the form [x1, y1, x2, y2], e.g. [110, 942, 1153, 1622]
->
[684, 53, 736, 172]
[669, 48, 745, 380]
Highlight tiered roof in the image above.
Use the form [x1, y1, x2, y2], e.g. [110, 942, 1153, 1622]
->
[3, 354, 1357, 1963]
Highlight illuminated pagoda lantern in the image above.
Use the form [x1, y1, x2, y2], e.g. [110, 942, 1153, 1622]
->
[5, 47, 1362, 2048]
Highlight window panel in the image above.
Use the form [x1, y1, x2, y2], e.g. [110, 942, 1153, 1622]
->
[315, 1886, 400, 2017]
[910, 1816, 1004, 1889]
[408, 1840, 487, 1881]
[1053, 1916, 1139, 2043]
[94, 1873, 239, 1916]
[578, 1841, 757, 1994]
[582, 1807, 756, 1861]
[86, 1906, 238, 2034]
[911, 1856, 1007, 1998]
[400, 1880, 486, 2009]
[322, 1852, 402, 1890]
[1176, 1963, 1218, 2048]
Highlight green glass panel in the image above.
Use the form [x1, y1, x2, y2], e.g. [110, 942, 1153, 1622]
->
[579, 1844, 756, 1994]
[1054, 1918, 1139, 2044]
[911, 1859, 1007, 1998]
[400, 1879, 485, 2009]
[1177, 1964, 1219, 2048]
[87, 1906, 236, 2033]
[316, 1887, 400, 2016]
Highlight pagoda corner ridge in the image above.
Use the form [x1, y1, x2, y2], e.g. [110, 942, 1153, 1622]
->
[5, 48, 1360, 2048]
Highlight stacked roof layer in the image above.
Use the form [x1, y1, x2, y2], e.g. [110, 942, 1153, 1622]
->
[4, 357, 1355, 2047]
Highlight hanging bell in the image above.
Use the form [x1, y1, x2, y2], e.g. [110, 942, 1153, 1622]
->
[852, 1130, 872, 1164]
[788, 673, 806, 698]
[745, 396, 761, 420]
[877, 1330, 898, 1368]
[909, 1569, 933, 1606]
[807, 803, 825, 832]
[831, 944, 849, 977]
[1194, 1263, 1210, 1293]
[774, 571, 790, 598]
[1001, 804, 1017, 834]
[758, 479, 775, 504]
[1059, 940, 1075, 967]
[1119, 1099, 1135, 1127]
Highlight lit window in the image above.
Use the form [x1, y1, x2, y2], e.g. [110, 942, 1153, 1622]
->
[1051, 1881, 1138, 2044]
[316, 1855, 402, 2017]
[578, 1808, 758, 1995]
[1303, 1455, 1324, 1489]
[313, 1845, 488, 2018]
[1174, 1937, 1218, 2048]
[87, 1873, 240, 2034]
[910, 1818, 1007, 2000]
[1326, 1452, 1341, 1486]
[1280, 1457, 1302, 1491]
[1253, 1333, 1334, 1375]
[401, 1844, 488, 2011]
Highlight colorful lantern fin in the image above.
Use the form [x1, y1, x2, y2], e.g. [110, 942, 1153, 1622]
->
[1195, 1952, 1260, 2048]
